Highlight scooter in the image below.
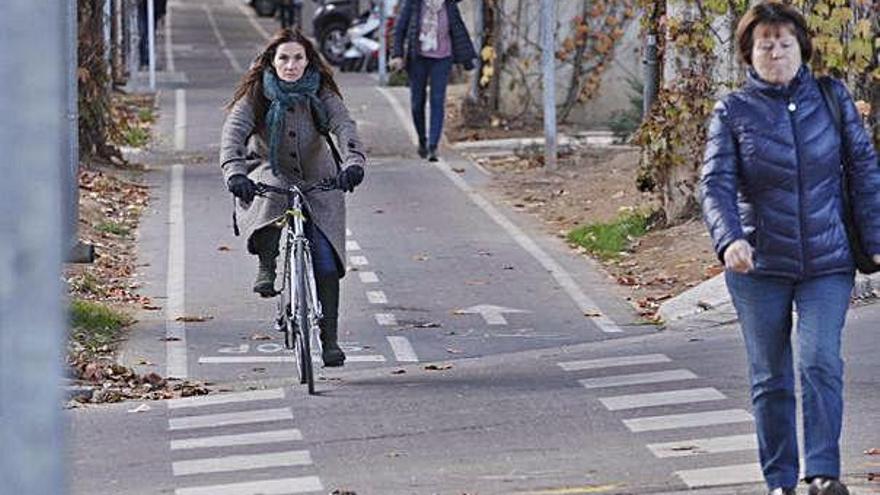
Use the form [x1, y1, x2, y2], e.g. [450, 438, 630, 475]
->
[339, 0, 396, 72]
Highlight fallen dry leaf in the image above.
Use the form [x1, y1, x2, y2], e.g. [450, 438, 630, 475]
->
[217, 245, 231, 251]
[176, 315, 213, 323]
[445, 348, 463, 354]
[866, 448, 880, 455]
[159, 336, 181, 341]
[424, 363, 453, 371]
[142, 304, 161, 310]
[583, 310, 602, 317]
[452, 167, 466, 174]
[135, 358, 154, 366]
[390, 369, 407, 375]
[249, 333, 273, 341]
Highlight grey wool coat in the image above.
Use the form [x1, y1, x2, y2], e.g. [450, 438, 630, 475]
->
[220, 87, 366, 271]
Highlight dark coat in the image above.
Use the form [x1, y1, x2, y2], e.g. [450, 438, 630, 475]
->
[392, 0, 477, 69]
[700, 66, 880, 279]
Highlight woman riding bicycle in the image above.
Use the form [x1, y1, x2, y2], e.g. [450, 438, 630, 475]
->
[220, 28, 366, 367]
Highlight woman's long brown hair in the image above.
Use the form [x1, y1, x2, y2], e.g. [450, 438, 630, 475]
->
[225, 28, 342, 131]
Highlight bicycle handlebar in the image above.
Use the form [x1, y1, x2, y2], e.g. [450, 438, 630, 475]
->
[254, 178, 338, 198]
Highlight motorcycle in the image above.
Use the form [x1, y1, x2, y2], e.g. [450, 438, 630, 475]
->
[339, 0, 397, 73]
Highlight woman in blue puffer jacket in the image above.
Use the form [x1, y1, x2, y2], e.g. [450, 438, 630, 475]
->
[699, 3, 880, 495]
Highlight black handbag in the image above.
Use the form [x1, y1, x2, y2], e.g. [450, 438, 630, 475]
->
[817, 76, 880, 274]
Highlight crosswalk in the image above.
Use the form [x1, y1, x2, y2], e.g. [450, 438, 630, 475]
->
[558, 353, 761, 490]
[168, 388, 323, 495]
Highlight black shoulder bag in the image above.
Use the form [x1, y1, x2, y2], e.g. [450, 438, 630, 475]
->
[817, 76, 880, 274]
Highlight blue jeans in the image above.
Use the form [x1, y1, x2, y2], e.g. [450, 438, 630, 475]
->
[725, 271, 854, 489]
[406, 55, 453, 150]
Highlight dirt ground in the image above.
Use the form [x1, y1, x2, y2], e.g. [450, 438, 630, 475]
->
[466, 145, 721, 321]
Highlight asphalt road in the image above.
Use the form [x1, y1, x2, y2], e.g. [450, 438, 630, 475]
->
[66, 2, 880, 494]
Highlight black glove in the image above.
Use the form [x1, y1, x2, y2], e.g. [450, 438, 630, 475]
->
[336, 165, 364, 193]
[227, 174, 256, 203]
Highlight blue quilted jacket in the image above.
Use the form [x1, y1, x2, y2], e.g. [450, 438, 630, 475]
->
[700, 66, 880, 279]
[392, 0, 477, 69]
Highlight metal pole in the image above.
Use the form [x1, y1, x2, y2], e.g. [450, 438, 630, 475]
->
[469, 0, 484, 100]
[0, 1, 67, 494]
[378, 0, 388, 85]
[643, 33, 659, 119]
[540, 0, 557, 170]
[148, 0, 156, 90]
[65, 0, 79, 254]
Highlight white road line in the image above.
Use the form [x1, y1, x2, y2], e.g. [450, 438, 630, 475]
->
[359, 271, 379, 283]
[623, 409, 753, 433]
[198, 355, 387, 364]
[175, 476, 323, 495]
[172, 450, 312, 476]
[366, 290, 388, 304]
[675, 463, 764, 488]
[166, 165, 187, 378]
[168, 408, 293, 431]
[203, 4, 243, 73]
[346, 228, 353, 236]
[170, 429, 303, 450]
[174, 89, 186, 151]
[376, 87, 623, 334]
[165, 2, 175, 72]
[558, 354, 672, 372]
[579, 369, 697, 389]
[234, 0, 271, 41]
[647, 434, 757, 458]
[346, 240, 361, 251]
[349, 255, 369, 266]
[599, 387, 726, 411]
[377, 87, 419, 146]
[387, 336, 419, 362]
[375, 313, 397, 326]
[167, 388, 284, 409]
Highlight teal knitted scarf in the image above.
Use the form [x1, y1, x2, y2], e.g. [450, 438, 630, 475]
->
[262, 67, 330, 175]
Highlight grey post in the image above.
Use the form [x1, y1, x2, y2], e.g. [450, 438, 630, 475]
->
[65, 0, 79, 254]
[540, 0, 557, 170]
[148, 0, 156, 90]
[0, 1, 68, 494]
[469, 0, 484, 100]
[379, 0, 388, 85]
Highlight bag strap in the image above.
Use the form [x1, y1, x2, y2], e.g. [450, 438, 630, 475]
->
[817, 76, 846, 157]
[324, 134, 343, 173]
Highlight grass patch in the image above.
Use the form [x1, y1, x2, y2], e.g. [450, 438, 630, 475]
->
[388, 70, 409, 87]
[96, 221, 130, 237]
[69, 299, 132, 352]
[123, 126, 150, 147]
[137, 107, 155, 123]
[567, 210, 650, 260]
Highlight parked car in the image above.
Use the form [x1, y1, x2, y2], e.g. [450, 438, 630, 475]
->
[312, 0, 360, 66]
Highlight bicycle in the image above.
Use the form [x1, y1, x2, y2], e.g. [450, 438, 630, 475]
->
[254, 178, 337, 395]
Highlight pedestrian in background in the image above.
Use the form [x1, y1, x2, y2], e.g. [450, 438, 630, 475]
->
[220, 29, 366, 367]
[278, 0, 303, 30]
[700, 3, 880, 495]
[390, 0, 477, 162]
[138, 0, 167, 69]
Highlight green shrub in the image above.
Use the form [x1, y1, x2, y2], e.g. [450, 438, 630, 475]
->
[69, 299, 132, 352]
[96, 221, 130, 237]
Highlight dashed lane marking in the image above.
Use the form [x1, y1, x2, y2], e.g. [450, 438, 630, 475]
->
[175, 476, 323, 495]
[166, 164, 187, 378]
[599, 387, 726, 411]
[646, 434, 757, 458]
[387, 336, 419, 362]
[558, 354, 672, 372]
[168, 408, 293, 431]
[622, 409, 753, 433]
[366, 290, 388, 304]
[674, 463, 764, 489]
[167, 388, 284, 409]
[359, 271, 379, 283]
[172, 450, 312, 476]
[349, 255, 368, 266]
[170, 429, 303, 450]
[197, 355, 387, 364]
[375, 313, 397, 326]
[579, 369, 698, 389]
[346, 240, 361, 251]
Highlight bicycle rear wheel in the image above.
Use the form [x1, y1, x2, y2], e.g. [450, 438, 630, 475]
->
[293, 241, 315, 394]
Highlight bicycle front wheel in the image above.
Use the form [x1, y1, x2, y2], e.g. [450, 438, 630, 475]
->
[293, 241, 315, 394]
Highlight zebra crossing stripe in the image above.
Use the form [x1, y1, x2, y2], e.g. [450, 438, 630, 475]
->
[346, 240, 361, 251]
[172, 450, 312, 476]
[559, 354, 671, 371]
[622, 409, 753, 433]
[675, 462, 764, 488]
[170, 429, 303, 450]
[169, 408, 293, 431]
[599, 387, 726, 411]
[366, 290, 388, 304]
[647, 434, 757, 458]
[375, 313, 397, 326]
[359, 271, 379, 283]
[175, 476, 323, 495]
[167, 389, 284, 409]
[349, 255, 368, 266]
[579, 369, 697, 389]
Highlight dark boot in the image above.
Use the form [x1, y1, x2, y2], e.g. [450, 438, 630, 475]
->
[417, 138, 428, 159]
[427, 146, 439, 162]
[251, 228, 280, 297]
[319, 317, 345, 367]
[807, 477, 849, 495]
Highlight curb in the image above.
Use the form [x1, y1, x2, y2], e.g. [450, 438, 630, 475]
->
[659, 271, 880, 325]
[450, 131, 637, 154]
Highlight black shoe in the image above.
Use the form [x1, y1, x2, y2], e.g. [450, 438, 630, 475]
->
[418, 144, 428, 159]
[320, 317, 346, 367]
[769, 488, 796, 495]
[427, 148, 438, 162]
[253, 257, 277, 297]
[807, 477, 849, 495]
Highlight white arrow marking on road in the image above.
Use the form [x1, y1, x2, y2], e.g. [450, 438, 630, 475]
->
[457, 304, 530, 325]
